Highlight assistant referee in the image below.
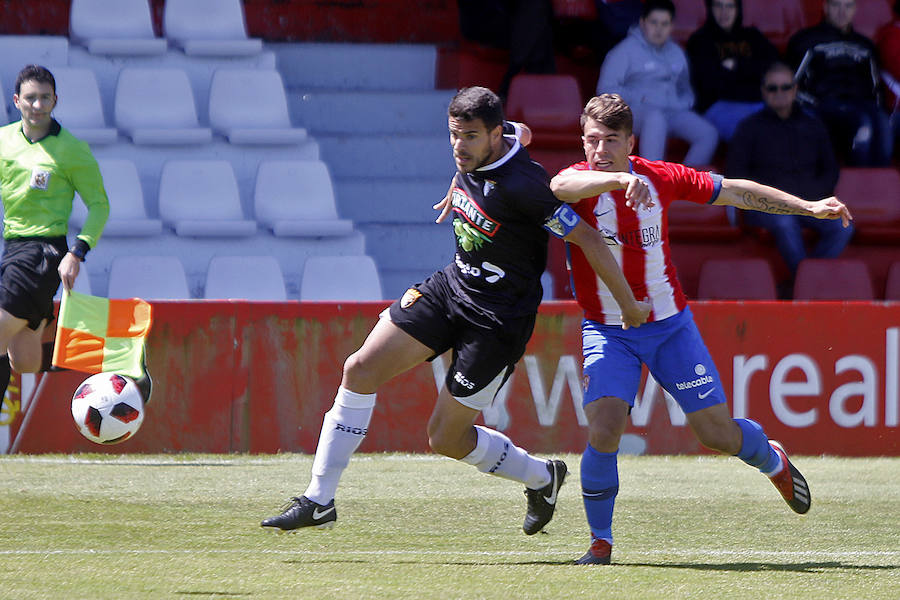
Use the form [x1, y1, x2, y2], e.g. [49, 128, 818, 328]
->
[0, 64, 109, 407]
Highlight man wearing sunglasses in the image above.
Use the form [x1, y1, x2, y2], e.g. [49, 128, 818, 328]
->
[727, 61, 854, 297]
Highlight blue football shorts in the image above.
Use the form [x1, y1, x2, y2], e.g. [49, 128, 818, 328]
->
[581, 306, 726, 414]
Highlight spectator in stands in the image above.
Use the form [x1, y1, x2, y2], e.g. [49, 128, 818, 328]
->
[728, 62, 854, 297]
[686, 0, 780, 141]
[597, 0, 719, 166]
[787, 0, 893, 166]
[876, 1, 900, 151]
[457, 0, 556, 100]
[594, 0, 644, 58]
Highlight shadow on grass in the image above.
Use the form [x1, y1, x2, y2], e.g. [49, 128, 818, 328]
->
[622, 561, 899, 573]
[283, 558, 900, 571]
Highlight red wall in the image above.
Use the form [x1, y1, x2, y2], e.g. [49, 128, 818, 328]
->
[0, 0, 462, 43]
[5, 300, 899, 456]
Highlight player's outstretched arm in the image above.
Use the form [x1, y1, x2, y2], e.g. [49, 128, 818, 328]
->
[564, 220, 651, 329]
[550, 169, 653, 210]
[433, 175, 457, 224]
[714, 178, 853, 227]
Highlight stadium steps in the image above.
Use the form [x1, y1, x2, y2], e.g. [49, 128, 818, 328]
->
[275, 42, 456, 299]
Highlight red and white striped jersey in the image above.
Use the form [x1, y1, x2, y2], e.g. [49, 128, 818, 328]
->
[561, 157, 720, 325]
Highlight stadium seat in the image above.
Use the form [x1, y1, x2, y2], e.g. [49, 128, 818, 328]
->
[204, 255, 287, 300]
[254, 160, 354, 237]
[54, 263, 92, 299]
[114, 68, 212, 145]
[886, 262, 900, 300]
[107, 255, 191, 299]
[834, 167, 900, 243]
[742, 0, 808, 51]
[163, 0, 262, 56]
[793, 258, 875, 300]
[158, 160, 256, 237]
[49, 67, 117, 145]
[208, 69, 307, 145]
[667, 201, 741, 242]
[300, 255, 383, 301]
[552, 0, 597, 19]
[70, 159, 162, 237]
[697, 258, 777, 300]
[505, 74, 582, 148]
[0, 36, 68, 104]
[850, 0, 893, 39]
[69, 0, 167, 56]
[671, 0, 707, 45]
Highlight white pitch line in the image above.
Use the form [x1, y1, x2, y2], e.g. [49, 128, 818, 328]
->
[0, 548, 896, 559]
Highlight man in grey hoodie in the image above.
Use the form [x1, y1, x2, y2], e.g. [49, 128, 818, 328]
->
[597, 0, 719, 166]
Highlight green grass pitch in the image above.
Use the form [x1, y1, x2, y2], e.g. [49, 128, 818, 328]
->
[0, 453, 897, 599]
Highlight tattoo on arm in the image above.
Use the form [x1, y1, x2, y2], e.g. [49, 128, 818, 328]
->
[740, 191, 795, 215]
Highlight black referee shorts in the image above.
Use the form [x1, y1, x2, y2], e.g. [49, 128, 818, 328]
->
[388, 269, 536, 399]
[0, 236, 67, 330]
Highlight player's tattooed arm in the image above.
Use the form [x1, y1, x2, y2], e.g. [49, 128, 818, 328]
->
[713, 178, 852, 226]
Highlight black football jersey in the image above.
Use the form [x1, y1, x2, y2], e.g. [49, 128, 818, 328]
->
[445, 135, 564, 318]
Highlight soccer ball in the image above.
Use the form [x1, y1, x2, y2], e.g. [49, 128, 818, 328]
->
[71, 372, 145, 444]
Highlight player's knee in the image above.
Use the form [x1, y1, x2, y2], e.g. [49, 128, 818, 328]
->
[587, 420, 624, 453]
[9, 354, 40, 374]
[342, 351, 378, 391]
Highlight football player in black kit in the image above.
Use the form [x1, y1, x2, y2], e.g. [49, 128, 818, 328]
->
[262, 86, 650, 535]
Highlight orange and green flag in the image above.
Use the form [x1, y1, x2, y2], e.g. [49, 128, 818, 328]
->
[52, 290, 152, 379]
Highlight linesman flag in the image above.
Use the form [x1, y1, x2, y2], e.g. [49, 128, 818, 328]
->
[52, 290, 152, 379]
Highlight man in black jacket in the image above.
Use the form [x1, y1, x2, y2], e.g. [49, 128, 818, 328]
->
[728, 62, 854, 297]
[686, 0, 779, 141]
[787, 0, 893, 165]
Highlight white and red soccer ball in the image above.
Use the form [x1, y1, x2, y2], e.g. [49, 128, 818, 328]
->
[71, 372, 145, 444]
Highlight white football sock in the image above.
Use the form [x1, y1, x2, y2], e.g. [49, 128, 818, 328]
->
[459, 425, 551, 489]
[303, 387, 375, 505]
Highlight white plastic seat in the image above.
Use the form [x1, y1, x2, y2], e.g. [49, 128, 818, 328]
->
[70, 159, 162, 237]
[208, 69, 307, 145]
[300, 255, 382, 301]
[114, 68, 212, 145]
[50, 67, 117, 145]
[69, 0, 167, 56]
[254, 160, 353, 237]
[0, 36, 68, 103]
[158, 160, 256, 237]
[164, 0, 262, 57]
[204, 256, 287, 300]
[54, 264, 92, 299]
[107, 255, 190, 299]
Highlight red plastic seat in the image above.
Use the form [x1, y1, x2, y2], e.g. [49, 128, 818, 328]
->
[671, 0, 707, 45]
[834, 167, 900, 243]
[667, 201, 742, 242]
[506, 74, 583, 148]
[697, 258, 778, 300]
[552, 0, 597, 19]
[793, 258, 875, 300]
[885, 262, 900, 300]
[851, 0, 893, 39]
[743, 0, 808, 51]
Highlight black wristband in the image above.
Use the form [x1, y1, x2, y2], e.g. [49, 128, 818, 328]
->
[69, 239, 90, 262]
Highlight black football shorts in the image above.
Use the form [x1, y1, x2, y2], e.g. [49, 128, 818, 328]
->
[388, 269, 536, 399]
[0, 236, 67, 330]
